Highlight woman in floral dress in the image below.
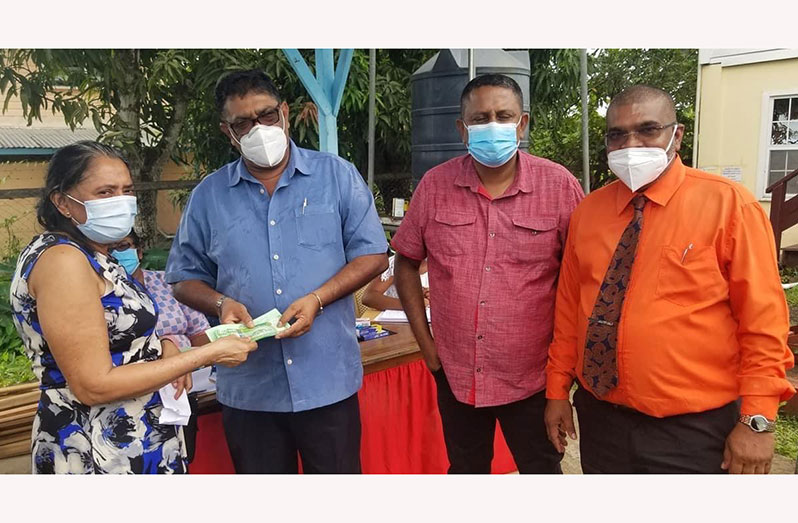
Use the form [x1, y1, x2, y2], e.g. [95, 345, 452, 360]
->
[9, 141, 256, 474]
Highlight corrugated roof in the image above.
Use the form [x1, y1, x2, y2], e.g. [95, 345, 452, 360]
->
[0, 127, 100, 149]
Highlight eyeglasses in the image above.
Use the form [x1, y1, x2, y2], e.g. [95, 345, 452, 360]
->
[113, 239, 136, 251]
[605, 122, 678, 148]
[227, 106, 282, 138]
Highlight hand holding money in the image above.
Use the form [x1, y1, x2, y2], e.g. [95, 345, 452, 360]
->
[206, 308, 292, 343]
[207, 336, 258, 367]
[219, 297, 255, 328]
[275, 294, 323, 339]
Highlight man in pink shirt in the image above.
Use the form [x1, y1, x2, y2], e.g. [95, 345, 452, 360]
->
[392, 74, 584, 473]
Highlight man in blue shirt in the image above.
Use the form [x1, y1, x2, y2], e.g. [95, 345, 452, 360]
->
[166, 69, 388, 473]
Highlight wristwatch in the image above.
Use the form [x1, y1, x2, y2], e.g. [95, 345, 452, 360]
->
[215, 295, 228, 316]
[738, 414, 776, 433]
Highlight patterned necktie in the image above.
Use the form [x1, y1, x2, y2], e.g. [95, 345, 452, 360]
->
[583, 194, 647, 397]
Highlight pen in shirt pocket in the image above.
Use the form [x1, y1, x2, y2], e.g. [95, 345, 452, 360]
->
[681, 243, 694, 264]
[302, 197, 307, 215]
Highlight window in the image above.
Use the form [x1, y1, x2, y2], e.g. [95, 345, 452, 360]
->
[766, 95, 798, 193]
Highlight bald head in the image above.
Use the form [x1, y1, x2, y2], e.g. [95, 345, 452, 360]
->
[607, 85, 677, 124]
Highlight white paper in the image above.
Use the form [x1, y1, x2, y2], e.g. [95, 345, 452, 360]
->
[420, 272, 429, 288]
[158, 383, 192, 426]
[374, 308, 430, 323]
[189, 366, 216, 394]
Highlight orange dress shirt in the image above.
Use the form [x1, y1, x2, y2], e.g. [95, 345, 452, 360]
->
[546, 156, 796, 419]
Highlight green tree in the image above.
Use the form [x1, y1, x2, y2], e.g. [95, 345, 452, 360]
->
[0, 49, 258, 245]
[0, 48, 435, 228]
[529, 48, 698, 190]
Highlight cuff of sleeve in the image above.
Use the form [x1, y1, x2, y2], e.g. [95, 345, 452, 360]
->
[545, 372, 574, 400]
[390, 241, 425, 262]
[164, 270, 217, 288]
[160, 335, 186, 352]
[345, 243, 390, 262]
[740, 396, 780, 419]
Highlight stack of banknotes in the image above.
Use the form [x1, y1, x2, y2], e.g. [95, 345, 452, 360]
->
[205, 308, 291, 342]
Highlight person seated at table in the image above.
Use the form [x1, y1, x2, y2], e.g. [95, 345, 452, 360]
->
[9, 141, 257, 474]
[111, 230, 213, 464]
[362, 250, 429, 311]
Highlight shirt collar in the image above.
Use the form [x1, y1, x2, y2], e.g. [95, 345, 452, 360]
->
[453, 152, 533, 196]
[227, 140, 310, 188]
[615, 154, 686, 214]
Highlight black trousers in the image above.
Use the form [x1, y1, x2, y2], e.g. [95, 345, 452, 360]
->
[573, 386, 739, 474]
[433, 368, 563, 474]
[182, 393, 200, 465]
[221, 393, 361, 474]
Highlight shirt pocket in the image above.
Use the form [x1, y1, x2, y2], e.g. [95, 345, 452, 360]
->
[507, 216, 558, 263]
[655, 245, 726, 306]
[432, 211, 476, 256]
[294, 204, 338, 251]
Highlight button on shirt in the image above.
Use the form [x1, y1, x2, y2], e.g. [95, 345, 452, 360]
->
[546, 156, 796, 419]
[165, 141, 387, 412]
[391, 152, 584, 407]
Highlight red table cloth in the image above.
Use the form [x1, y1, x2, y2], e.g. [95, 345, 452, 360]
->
[189, 358, 517, 474]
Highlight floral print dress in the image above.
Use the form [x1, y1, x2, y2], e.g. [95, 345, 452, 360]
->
[9, 233, 187, 474]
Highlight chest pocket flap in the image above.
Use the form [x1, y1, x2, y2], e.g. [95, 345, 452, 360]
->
[434, 211, 477, 226]
[511, 216, 557, 234]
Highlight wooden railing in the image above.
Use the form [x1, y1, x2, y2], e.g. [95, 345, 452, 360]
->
[765, 167, 798, 254]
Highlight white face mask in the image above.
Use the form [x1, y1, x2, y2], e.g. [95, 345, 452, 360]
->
[67, 194, 138, 244]
[234, 112, 287, 168]
[607, 126, 678, 192]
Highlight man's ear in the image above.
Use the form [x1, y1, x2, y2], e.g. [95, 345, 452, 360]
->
[674, 123, 685, 152]
[281, 101, 290, 133]
[220, 121, 238, 147]
[456, 119, 468, 145]
[518, 113, 530, 139]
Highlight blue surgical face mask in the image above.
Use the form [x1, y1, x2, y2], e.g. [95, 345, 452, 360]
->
[110, 247, 140, 275]
[464, 118, 522, 168]
[66, 194, 137, 244]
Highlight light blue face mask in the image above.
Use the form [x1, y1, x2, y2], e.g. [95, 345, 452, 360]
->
[66, 194, 137, 244]
[110, 247, 140, 275]
[464, 118, 522, 168]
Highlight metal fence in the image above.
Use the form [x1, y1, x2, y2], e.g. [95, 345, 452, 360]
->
[372, 172, 414, 216]
[0, 180, 200, 260]
[0, 173, 411, 260]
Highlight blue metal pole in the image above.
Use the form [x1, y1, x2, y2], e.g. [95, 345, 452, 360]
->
[282, 49, 333, 114]
[315, 49, 336, 153]
[282, 48, 354, 156]
[331, 49, 354, 115]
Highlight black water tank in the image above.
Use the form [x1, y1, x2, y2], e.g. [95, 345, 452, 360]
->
[410, 49, 531, 183]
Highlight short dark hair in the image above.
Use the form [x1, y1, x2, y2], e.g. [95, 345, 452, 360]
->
[127, 229, 141, 248]
[607, 84, 677, 124]
[214, 69, 282, 117]
[460, 74, 524, 116]
[37, 141, 130, 252]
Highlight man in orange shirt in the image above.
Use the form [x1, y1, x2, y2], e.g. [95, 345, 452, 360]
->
[544, 85, 796, 474]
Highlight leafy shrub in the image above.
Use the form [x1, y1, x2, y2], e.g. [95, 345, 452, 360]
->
[0, 257, 34, 387]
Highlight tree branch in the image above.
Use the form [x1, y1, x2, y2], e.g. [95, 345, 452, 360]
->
[143, 85, 190, 183]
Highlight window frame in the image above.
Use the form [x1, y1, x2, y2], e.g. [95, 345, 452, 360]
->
[757, 89, 798, 200]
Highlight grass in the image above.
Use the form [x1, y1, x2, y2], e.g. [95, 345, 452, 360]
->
[785, 286, 798, 307]
[775, 413, 798, 461]
[0, 350, 34, 388]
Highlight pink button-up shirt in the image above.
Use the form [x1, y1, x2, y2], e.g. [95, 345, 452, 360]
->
[391, 152, 583, 407]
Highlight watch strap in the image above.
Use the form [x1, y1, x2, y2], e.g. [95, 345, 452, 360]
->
[215, 295, 228, 316]
[738, 414, 776, 433]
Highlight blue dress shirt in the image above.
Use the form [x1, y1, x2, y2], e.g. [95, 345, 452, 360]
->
[165, 141, 387, 412]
